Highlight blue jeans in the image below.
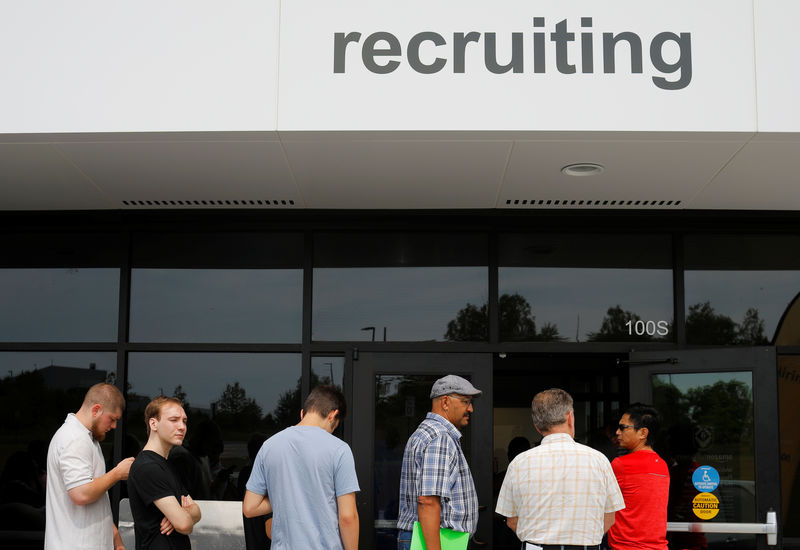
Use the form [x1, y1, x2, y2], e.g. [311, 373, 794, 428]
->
[397, 529, 413, 550]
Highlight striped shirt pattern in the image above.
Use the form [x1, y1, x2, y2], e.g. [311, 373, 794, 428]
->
[397, 412, 479, 534]
[496, 432, 625, 545]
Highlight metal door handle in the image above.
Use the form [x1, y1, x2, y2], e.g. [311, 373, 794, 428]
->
[667, 510, 778, 546]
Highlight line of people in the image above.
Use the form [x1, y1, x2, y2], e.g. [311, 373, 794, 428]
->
[44, 383, 358, 550]
[396, 379, 669, 550]
[44, 379, 669, 550]
[44, 385, 202, 550]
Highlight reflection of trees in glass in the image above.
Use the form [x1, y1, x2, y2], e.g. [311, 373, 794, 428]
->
[270, 370, 347, 429]
[686, 302, 737, 345]
[375, 376, 426, 452]
[653, 377, 754, 451]
[686, 302, 769, 345]
[653, 374, 755, 527]
[172, 385, 188, 409]
[652, 378, 690, 434]
[586, 305, 671, 342]
[271, 376, 304, 430]
[214, 382, 263, 431]
[0, 370, 83, 442]
[737, 307, 769, 345]
[445, 293, 562, 342]
[445, 303, 487, 341]
[126, 378, 298, 446]
[688, 380, 754, 446]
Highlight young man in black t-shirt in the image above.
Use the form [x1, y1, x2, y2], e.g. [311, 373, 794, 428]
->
[128, 396, 201, 550]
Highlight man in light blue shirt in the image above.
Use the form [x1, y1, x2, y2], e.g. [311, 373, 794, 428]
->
[243, 385, 360, 550]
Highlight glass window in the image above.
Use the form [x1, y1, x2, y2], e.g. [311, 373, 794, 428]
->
[652, 371, 756, 532]
[685, 235, 800, 346]
[312, 356, 345, 390]
[0, 268, 120, 342]
[130, 232, 304, 343]
[499, 234, 673, 342]
[0, 352, 117, 540]
[130, 268, 302, 343]
[313, 233, 488, 342]
[125, 353, 301, 501]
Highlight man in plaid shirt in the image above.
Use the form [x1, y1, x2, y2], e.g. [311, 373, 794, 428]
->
[496, 388, 624, 550]
[397, 375, 482, 550]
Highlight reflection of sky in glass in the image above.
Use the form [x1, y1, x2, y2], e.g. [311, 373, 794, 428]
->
[653, 371, 753, 396]
[500, 267, 673, 341]
[130, 269, 302, 343]
[128, 353, 301, 416]
[313, 267, 487, 341]
[0, 351, 117, 378]
[311, 356, 344, 388]
[0, 269, 119, 342]
[685, 271, 800, 340]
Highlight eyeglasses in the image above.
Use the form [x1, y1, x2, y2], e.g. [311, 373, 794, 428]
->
[447, 395, 473, 407]
[618, 423, 639, 431]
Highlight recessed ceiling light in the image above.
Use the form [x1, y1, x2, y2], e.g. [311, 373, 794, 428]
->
[561, 162, 605, 176]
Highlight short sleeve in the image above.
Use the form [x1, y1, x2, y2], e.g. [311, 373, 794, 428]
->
[495, 461, 517, 518]
[603, 458, 625, 513]
[419, 435, 455, 500]
[132, 461, 177, 506]
[60, 436, 96, 491]
[245, 448, 268, 496]
[334, 445, 360, 497]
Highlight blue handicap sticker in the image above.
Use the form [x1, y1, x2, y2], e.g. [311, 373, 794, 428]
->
[692, 466, 720, 492]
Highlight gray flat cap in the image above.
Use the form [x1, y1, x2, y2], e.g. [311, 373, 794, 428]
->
[430, 374, 482, 399]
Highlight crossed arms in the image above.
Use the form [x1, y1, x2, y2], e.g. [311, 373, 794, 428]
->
[151, 494, 202, 535]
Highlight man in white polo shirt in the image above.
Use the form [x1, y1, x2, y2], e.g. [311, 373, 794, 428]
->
[496, 388, 624, 550]
[45, 382, 135, 550]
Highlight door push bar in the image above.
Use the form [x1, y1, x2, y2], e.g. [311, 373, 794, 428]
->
[667, 511, 778, 546]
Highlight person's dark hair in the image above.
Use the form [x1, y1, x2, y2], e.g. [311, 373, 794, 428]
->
[531, 388, 573, 431]
[625, 403, 660, 446]
[507, 436, 530, 462]
[303, 385, 347, 421]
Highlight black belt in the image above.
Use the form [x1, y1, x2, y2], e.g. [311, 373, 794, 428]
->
[522, 544, 600, 550]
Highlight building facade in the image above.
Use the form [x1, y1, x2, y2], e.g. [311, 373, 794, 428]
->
[1, 2, 799, 549]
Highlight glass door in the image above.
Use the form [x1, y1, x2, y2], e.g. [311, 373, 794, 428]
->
[629, 348, 781, 550]
[351, 352, 493, 550]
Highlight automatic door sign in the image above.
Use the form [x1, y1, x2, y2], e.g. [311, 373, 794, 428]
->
[692, 492, 720, 520]
[692, 465, 720, 492]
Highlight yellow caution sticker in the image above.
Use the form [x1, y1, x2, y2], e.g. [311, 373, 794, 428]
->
[692, 492, 720, 520]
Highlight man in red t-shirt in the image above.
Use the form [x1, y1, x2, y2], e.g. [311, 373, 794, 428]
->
[608, 404, 669, 550]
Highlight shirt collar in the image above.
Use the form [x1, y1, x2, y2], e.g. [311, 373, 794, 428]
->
[426, 412, 463, 440]
[66, 413, 92, 437]
[540, 432, 573, 444]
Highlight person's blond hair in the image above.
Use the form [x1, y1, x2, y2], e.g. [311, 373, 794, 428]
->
[83, 383, 125, 412]
[144, 396, 183, 435]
